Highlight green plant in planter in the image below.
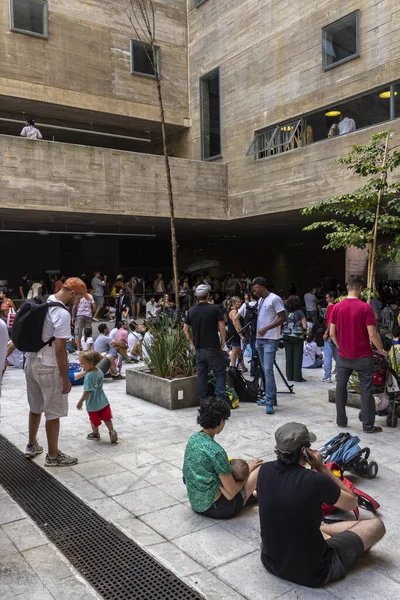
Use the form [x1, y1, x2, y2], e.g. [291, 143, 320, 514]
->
[143, 316, 195, 379]
[348, 372, 361, 393]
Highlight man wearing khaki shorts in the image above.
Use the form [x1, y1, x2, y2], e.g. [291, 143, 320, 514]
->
[24, 278, 91, 467]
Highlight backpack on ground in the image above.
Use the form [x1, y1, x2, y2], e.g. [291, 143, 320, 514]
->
[11, 296, 69, 352]
[207, 378, 239, 409]
[227, 366, 258, 403]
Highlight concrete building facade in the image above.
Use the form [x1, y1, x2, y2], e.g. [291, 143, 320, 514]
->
[0, 0, 399, 290]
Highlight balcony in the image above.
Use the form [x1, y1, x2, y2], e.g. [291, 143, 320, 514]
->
[230, 118, 400, 219]
[0, 135, 228, 221]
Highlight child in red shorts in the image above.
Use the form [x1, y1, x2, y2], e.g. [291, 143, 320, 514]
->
[77, 350, 118, 443]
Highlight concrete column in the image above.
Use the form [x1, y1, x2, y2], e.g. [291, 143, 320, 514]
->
[345, 247, 369, 283]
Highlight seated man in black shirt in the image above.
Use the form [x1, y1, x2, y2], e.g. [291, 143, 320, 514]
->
[257, 423, 385, 588]
[184, 284, 227, 402]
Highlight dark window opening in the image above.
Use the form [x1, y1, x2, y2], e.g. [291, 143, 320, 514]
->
[248, 82, 398, 160]
[200, 69, 222, 160]
[10, 0, 48, 38]
[322, 11, 359, 70]
[131, 40, 160, 78]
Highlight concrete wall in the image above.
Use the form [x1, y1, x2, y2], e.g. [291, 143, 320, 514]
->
[0, 135, 228, 220]
[188, 0, 400, 211]
[229, 119, 400, 218]
[0, 0, 188, 126]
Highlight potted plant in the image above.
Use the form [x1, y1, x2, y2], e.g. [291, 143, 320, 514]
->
[126, 315, 198, 410]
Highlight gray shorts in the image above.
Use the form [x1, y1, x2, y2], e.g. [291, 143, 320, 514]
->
[25, 355, 68, 420]
[93, 295, 104, 308]
[74, 315, 92, 338]
[325, 531, 364, 584]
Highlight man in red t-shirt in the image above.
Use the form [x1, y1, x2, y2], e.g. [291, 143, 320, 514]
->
[330, 276, 386, 433]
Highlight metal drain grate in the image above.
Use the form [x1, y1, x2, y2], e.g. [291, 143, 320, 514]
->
[0, 435, 202, 600]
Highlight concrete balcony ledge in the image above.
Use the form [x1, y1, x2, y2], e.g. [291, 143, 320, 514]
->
[0, 135, 228, 221]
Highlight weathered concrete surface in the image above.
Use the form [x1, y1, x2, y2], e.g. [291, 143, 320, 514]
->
[126, 368, 199, 410]
[0, 135, 228, 220]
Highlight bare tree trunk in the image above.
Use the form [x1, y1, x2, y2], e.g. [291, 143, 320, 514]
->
[154, 72, 180, 309]
[367, 132, 390, 294]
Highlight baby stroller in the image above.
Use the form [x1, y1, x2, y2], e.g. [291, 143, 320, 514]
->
[319, 432, 378, 479]
[360, 349, 400, 428]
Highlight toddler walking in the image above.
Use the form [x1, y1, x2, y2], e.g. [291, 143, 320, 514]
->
[77, 350, 118, 443]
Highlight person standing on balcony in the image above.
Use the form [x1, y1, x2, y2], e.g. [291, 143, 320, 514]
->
[20, 118, 43, 140]
[338, 113, 356, 135]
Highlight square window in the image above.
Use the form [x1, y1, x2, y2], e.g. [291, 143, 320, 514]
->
[10, 0, 48, 39]
[322, 10, 359, 70]
[130, 40, 160, 78]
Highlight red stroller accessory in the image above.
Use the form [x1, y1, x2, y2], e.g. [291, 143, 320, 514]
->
[321, 462, 380, 520]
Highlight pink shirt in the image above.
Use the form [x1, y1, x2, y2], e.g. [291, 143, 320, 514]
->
[114, 329, 128, 343]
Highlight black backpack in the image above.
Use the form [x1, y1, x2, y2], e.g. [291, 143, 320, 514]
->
[227, 366, 258, 403]
[11, 296, 69, 352]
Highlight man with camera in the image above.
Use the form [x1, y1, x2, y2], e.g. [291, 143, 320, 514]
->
[251, 277, 286, 414]
[257, 422, 385, 587]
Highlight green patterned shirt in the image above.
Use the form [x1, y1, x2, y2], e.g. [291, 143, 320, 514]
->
[183, 431, 232, 513]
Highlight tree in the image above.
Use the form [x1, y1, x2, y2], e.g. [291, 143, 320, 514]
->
[121, 0, 180, 308]
[301, 131, 400, 293]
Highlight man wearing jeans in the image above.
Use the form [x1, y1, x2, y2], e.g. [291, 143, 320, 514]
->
[330, 276, 386, 433]
[184, 284, 226, 401]
[252, 278, 286, 415]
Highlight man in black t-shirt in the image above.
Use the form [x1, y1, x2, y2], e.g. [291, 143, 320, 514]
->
[184, 284, 227, 401]
[257, 423, 385, 588]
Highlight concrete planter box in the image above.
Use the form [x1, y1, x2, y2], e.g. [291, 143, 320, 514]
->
[328, 389, 400, 417]
[126, 367, 199, 410]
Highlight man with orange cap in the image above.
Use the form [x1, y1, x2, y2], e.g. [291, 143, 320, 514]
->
[24, 277, 91, 466]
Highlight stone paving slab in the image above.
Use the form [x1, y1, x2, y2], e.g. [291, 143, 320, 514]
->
[1, 352, 400, 600]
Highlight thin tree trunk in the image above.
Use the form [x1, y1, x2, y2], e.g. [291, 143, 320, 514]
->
[153, 49, 180, 310]
[367, 132, 390, 294]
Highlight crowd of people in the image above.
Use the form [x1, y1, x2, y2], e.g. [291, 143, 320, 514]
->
[2, 268, 398, 589]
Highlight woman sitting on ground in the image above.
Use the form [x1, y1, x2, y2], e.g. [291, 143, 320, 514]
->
[183, 397, 263, 519]
[81, 327, 94, 351]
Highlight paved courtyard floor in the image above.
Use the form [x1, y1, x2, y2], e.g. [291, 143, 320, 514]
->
[1, 350, 400, 600]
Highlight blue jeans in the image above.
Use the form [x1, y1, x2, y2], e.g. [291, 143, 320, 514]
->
[195, 348, 226, 400]
[306, 359, 323, 369]
[323, 340, 337, 379]
[256, 339, 279, 408]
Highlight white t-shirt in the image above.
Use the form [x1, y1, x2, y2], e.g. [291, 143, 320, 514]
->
[302, 341, 319, 367]
[256, 293, 285, 340]
[27, 282, 42, 299]
[37, 295, 71, 367]
[81, 336, 94, 351]
[20, 125, 42, 139]
[128, 331, 142, 352]
[142, 332, 153, 360]
[338, 117, 356, 135]
[146, 301, 158, 318]
[109, 327, 118, 341]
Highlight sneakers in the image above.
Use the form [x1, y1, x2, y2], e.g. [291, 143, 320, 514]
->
[266, 407, 275, 415]
[109, 430, 118, 443]
[86, 432, 100, 440]
[44, 450, 78, 467]
[321, 377, 332, 383]
[24, 441, 44, 458]
[257, 399, 267, 406]
[363, 426, 383, 434]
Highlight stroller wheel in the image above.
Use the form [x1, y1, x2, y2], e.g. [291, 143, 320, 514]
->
[354, 458, 368, 477]
[386, 415, 398, 428]
[367, 461, 378, 479]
